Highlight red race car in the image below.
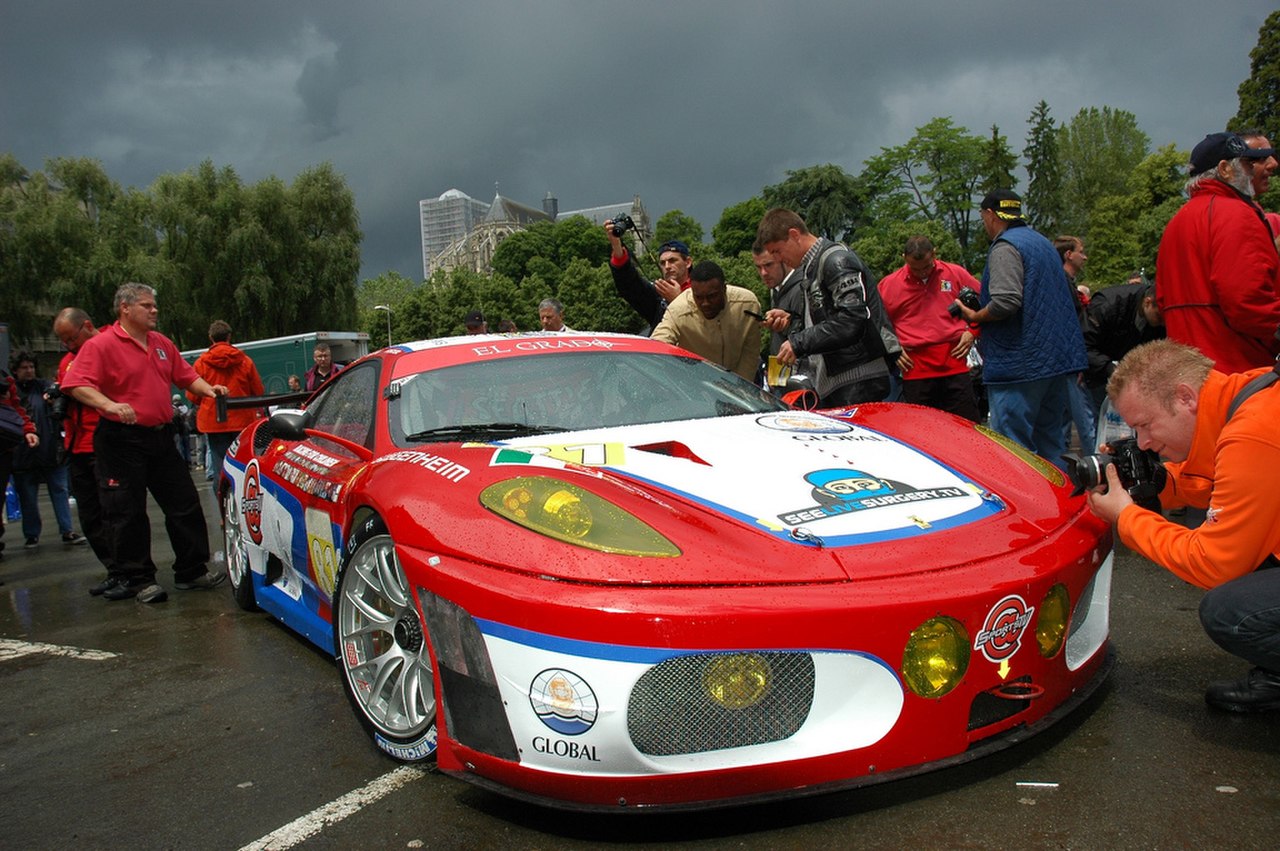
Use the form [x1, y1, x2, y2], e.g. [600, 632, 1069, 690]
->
[220, 332, 1113, 811]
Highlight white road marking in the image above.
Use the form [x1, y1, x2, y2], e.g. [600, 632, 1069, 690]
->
[0, 638, 118, 661]
[238, 766, 428, 851]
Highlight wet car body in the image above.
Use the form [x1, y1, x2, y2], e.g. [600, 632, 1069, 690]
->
[220, 332, 1113, 811]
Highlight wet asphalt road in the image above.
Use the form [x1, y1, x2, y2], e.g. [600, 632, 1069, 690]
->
[1, 472, 1278, 850]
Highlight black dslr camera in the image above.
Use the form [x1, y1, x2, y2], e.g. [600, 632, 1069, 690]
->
[947, 287, 982, 318]
[1063, 437, 1166, 508]
[609, 213, 635, 238]
[45, 383, 70, 421]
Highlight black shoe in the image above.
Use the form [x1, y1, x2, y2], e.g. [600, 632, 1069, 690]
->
[24, 537, 38, 549]
[102, 579, 155, 602]
[89, 576, 125, 597]
[1205, 667, 1280, 713]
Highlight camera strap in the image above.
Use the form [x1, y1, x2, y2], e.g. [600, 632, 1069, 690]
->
[1226, 359, 1280, 422]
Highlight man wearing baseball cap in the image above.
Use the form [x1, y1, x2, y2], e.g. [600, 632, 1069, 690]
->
[1156, 132, 1280, 373]
[605, 223, 694, 333]
[953, 189, 1086, 467]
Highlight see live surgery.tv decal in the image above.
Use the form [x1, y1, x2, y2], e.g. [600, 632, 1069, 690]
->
[777, 468, 967, 526]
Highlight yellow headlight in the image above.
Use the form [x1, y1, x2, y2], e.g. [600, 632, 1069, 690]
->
[975, 424, 1066, 487]
[703, 653, 771, 709]
[902, 617, 970, 698]
[481, 476, 680, 557]
[1036, 583, 1070, 658]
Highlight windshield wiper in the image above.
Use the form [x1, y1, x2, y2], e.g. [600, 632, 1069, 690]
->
[404, 423, 568, 442]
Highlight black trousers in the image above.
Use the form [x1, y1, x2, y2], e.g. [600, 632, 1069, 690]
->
[901, 373, 981, 422]
[67, 451, 117, 575]
[93, 420, 209, 584]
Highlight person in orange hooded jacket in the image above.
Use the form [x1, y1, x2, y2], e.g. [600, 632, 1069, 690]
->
[1088, 339, 1280, 713]
[189, 320, 264, 488]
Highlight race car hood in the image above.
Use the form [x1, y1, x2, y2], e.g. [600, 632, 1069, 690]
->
[485, 410, 1012, 583]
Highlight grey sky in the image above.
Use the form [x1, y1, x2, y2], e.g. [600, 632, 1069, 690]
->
[2, 2, 1273, 282]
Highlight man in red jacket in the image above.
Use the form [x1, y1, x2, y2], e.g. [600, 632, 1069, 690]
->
[1156, 132, 1280, 373]
[190, 320, 265, 489]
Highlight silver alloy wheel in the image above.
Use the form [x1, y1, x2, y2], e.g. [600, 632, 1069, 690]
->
[223, 493, 248, 588]
[336, 533, 435, 739]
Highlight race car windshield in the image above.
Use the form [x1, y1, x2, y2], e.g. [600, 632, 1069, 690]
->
[390, 351, 788, 446]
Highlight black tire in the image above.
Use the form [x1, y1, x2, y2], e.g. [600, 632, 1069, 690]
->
[334, 514, 438, 762]
[222, 490, 259, 612]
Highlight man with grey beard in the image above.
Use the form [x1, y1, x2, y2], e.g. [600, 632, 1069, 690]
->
[1239, 128, 1280, 241]
[1155, 132, 1280, 372]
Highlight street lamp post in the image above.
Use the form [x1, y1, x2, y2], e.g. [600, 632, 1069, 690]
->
[374, 304, 392, 347]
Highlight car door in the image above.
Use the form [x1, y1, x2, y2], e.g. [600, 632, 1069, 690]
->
[262, 359, 379, 617]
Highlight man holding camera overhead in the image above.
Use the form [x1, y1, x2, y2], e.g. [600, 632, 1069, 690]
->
[605, 216, 692, 333]
[1087, 339, 1280, 714]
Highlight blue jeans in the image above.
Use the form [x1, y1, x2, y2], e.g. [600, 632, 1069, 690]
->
[987, 375, 1073, 470]
[1067, 373, 1096, 452]
[206, 431, 237, 493]
[12, 465, 74, 540]
[1200, 559, 1280, 673]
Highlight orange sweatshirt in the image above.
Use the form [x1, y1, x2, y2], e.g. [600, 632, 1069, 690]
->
[1118, 368, 1280, 589]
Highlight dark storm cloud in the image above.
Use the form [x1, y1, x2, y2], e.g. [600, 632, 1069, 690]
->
[2, 1, 1274, 283]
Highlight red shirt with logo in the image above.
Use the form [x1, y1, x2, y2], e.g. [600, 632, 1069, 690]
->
[878, 260, 980, 379]
[60, 322, 200, 428]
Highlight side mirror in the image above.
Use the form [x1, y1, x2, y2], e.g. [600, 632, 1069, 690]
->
[269, 409, 310, 440]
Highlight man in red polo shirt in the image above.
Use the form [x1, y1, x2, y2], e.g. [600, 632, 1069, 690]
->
[877, 235, 981, 421]
[61, 283, 228, 603]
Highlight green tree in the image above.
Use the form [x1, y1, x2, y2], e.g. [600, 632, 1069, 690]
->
[1229, 10, 1280, 209]
[653, 210, 704, 251]
[762, 164, 861, 241]
[358, 271, 417, 347]
[1023, 100, 1063, 234]
[491, 221, 555, 283]
[0, 156, 138, 341]
[1084, 143, 1187, 287]
[288, 162, 361, 337]
[712, 197, 767, 256]
[981, 125, 1019, 193]
[557, 259, 639, 334]
[1057, 107, 1150, 235]
[858, 118, 994, 268]
[553, 214, 611, 269]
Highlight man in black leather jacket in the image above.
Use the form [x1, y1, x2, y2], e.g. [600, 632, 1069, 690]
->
[757, 208, 899, 406]
[1083, 280, 1165, 409]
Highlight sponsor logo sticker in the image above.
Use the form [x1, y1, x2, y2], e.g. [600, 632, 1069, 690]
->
[242, 459, 263, 545]
[756, 413, 853, 433]
[777, 468, 967, 526]
[975, 594, 1034, 663]
[529, 668, 598, 735]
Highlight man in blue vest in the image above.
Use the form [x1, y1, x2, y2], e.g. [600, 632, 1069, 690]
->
[954, 189, 1086, 468]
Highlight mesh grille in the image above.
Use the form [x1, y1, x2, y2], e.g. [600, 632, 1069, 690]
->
[251, 420, 274, 456]
[627, 652, 815, 756]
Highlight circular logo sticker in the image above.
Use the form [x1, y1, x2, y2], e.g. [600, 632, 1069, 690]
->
[242, 459, 263, 546]
[975, 594, 1034, 663]
[756, 412, 853, 434]
[529, 668, 598, 735]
